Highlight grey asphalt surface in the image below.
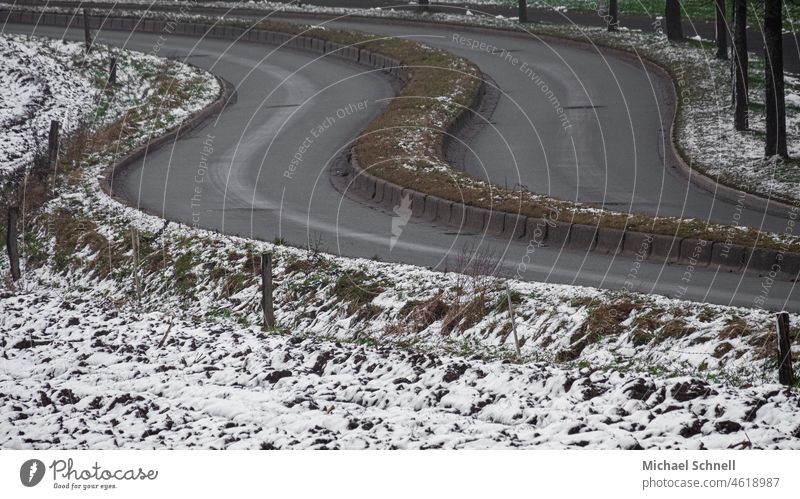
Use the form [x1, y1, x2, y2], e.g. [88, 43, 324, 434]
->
[6, 19, 799, 312]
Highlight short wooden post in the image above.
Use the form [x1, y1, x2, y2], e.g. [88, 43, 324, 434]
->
[506, 283, 521, 358]
[47, 120, 60, 169]
[131, 228, 141, 305]
[261, 253, 274, 330]
[776, 312, 794, 386]
[83, 9, 92, 52]
[6, 207, 21, 281]
[108, 57, 117, 86]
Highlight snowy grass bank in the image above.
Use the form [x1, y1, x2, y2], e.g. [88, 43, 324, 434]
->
[16, 200, 800, 388]
[0, 33, 99, 177]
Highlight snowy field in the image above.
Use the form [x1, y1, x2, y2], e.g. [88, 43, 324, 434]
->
[3, 288, 799, 449]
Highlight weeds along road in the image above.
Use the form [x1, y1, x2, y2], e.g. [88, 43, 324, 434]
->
[6, 19, 799, 312]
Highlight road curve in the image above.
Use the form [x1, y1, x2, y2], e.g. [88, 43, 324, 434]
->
[5, 17, 799, 312]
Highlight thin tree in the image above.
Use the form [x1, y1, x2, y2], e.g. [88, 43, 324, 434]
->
[418, 0, 429, 13]
[665, 0, 684, 40]
[519, 0, 528, 23]
[714, 0, 728, 59]
[608, 0, 619, 31]
[764, 0, 787, 157]
[731, 0, 749, 131]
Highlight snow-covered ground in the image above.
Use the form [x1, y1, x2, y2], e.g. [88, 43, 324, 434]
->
[3, 287, 799, 449]
[0, 34, 96, 176]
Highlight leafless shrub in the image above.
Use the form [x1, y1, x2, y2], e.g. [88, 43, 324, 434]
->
[307, 231, 326, 266]
[436, 243, 504, 334]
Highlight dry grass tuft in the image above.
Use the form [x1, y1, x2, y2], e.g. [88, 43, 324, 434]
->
[400, 293, 451, 333]
[719, 316, 752, 340]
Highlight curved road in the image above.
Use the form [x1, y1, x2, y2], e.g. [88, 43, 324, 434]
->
[6, 17, 799, 312]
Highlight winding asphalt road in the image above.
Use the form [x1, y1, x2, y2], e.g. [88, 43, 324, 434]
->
[5, 15, 799, 311]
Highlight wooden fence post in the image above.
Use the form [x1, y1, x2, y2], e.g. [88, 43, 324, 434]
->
[506, 283, 521, 358]
[83, 9, 92, 52]
[108, 57, 117, 86]
[6, 207, 21, 281]
[776, 312, 794, 386]
[47, 120, 60, 169]
[261, 253, 274, 330]
[131, 228, 141, 306]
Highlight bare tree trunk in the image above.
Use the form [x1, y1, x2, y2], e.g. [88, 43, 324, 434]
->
[764, 0, 787, 157]
[418, 0, 429, 13]
[608, 0, 619, 31]
[715, 0, 728, 59]
[665, 0, 683, 40]
[518, 0, 528, 23]
[731, 0, 749, 131]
